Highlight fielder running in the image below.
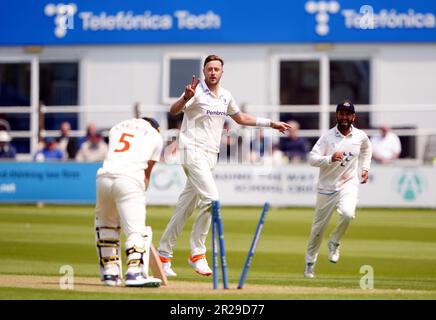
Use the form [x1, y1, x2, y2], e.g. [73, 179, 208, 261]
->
[94, 117, 163, 287]
[158, 54, 291, 276]
[304, 101, 372, 278]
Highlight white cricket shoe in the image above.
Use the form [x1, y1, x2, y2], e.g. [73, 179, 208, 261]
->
[103, 274, 122, 286]
[328, 240, 340, 263]
[304, 262, 315, 279]
[188, 255, 212, 276]
[102, 264, 121, 286]
[162, 261, 177, 277]
[125, 272, 162, 288]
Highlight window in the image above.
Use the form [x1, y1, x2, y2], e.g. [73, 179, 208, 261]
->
[164, 56, 202, 129]
[329, 60, 370, 129]
[40, 62, 79, 131]
[40, 62, 78, 106]
[280, 60, 320, 106]
[330, 60, 370, 105]
[279, 60, 320, 149]
[278, 57, 372, 151]
[0, 63, 31, 153]
[0, 63, 30, 107]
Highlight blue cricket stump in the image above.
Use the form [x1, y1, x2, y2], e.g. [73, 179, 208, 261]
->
[211, 200, 229, 289]
[211, 202, 219, 289]
[237, 202, 270, 289]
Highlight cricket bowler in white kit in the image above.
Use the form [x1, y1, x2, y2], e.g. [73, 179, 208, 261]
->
[158, 55, 291, 276]
[304, 101, 372, 278]
[94, 117, 163, 287]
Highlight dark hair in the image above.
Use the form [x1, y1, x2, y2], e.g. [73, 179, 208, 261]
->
[203, 54, 224, 67]
[142, 117, 160, 132]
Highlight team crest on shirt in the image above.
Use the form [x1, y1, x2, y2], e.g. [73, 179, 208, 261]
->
[217, 93, 227, 105]
[340, 152, 354, 166]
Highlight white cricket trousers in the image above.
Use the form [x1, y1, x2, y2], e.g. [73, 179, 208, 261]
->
[95, 174, 147, 249]
[305, 184, 358, 264]
[158, 149, 219, 258]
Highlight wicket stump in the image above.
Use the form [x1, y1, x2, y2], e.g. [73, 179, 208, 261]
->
[237, 202, 270, 289]
[211, 200, 229, 289]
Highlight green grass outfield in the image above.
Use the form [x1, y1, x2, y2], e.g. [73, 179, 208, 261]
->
[0, 204, 436, 300]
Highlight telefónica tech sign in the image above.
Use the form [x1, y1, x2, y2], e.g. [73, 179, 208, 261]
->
[0, 0, 435, 45]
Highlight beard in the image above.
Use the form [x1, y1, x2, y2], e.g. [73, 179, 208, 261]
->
[337, 120, 353, 131]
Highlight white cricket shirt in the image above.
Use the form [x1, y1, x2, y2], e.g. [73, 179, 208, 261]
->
[309, 125, 372, 194]
[97, 118, 163, 188]
[179, 80, 240, 154]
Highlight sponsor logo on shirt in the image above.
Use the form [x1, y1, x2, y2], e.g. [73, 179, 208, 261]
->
[206, 110, 227, 116]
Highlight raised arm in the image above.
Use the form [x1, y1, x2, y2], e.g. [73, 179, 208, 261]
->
[169, 75, 200, 115]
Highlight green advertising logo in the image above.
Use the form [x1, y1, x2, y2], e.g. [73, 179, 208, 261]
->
[395, 170, 425, 201]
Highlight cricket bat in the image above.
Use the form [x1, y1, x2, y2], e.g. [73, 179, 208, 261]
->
[149, 244, 168, 286]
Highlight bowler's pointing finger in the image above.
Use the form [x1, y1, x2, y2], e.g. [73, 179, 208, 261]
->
[192, 78, 200, 90]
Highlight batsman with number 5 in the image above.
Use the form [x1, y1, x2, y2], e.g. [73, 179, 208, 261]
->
[94, 117, 163, 287]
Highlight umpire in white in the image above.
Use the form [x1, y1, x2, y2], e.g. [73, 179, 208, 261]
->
[304, 101, 372, 278]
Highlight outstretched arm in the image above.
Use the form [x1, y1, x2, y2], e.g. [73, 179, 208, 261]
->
[230, 112, 291, 133]
[169, 75, 200, 115]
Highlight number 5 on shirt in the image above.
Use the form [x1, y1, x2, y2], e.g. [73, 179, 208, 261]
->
[114, 133, 134, 153]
